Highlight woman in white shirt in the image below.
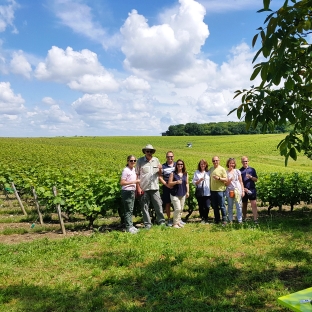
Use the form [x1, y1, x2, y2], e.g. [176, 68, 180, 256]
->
[225, 158, 244, 223]
[120, 155, 140, 234]
[192, 159, 211, 224]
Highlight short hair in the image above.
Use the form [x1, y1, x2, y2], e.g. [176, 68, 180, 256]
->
[166, 151, 174, 156]
[197, 159, 208, 171]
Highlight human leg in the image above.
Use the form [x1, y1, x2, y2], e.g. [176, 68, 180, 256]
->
[227, 196, 234, 222]
[197, 196, 204, 220]
[235, 199, 243, 222]
[150, 190, 165, 225]
[140, 191, 152, 227]
[242, 197, 248, 219]
[217, 191, 227, 222]
[162, 186, 172, 220]
[121, 190, 135, 229]
[250, 199, 258, 220]
[210, 191, 220, 223]
[170, 195, 182, 226]
[201, 196, 210, 221]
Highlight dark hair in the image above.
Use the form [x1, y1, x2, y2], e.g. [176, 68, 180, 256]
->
[175, 159, 187, 174]
[126, 155, 136, 167]
[226, 158, 236, 168]
[197, 159, 208, 171]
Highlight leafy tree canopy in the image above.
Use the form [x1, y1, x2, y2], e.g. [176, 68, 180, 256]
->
[230, 0, 312, 165]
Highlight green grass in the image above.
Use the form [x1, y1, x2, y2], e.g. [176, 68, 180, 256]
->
[0, 135, 311, 311]
[0, 208, 311, 311]
[0, 134, 311, 174]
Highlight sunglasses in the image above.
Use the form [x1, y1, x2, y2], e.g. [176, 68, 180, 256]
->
[177, 163, 184, 166]
[212, 160, 219, 162]
[129, 159, 136, 163]
[166, 156, 173, 158]
[242, 161, 248, 163]
[145, 150, 153, 153]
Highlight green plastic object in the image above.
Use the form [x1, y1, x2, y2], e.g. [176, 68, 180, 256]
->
[278, 287, 312, 311]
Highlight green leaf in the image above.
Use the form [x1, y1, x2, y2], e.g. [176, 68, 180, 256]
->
[289, 147, 297, 160]
[250, 66, 262, 81]
[252, 33, 259, 48]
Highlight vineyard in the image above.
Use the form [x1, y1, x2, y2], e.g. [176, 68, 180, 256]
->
[1, 135, 312, 311]
[0, 134, 311, 232]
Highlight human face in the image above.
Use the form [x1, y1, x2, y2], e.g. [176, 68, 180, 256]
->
[176, 162, 184, 171]
[145, 150, 154, 159]
[166, 153, 174, 164]
[128, 158, 136, 167]
[241, 158, 249, 168]
[228, 161, 236, 169]
[212, 158, 219, 168]
[200, 161, 206, 171]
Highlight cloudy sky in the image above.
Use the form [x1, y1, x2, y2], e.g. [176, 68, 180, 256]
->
[0, 0, 284, 136]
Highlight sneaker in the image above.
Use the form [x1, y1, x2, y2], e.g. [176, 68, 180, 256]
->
[127, 226, 139, 234]
[254, 219, 259, 224]
[178, 222, 184, 228]
[167, 220, 173, 227]
[144, 225, 152, 230]
[201, 219, 209, 224]
[180, 220, 186, 225]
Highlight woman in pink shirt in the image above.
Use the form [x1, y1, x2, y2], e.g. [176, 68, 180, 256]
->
[120, 155, 140, 234]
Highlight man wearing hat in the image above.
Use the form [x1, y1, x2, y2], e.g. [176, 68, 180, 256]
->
[136, 144, 166, 228]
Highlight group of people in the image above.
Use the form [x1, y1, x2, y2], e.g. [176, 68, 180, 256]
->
[120, 144, 258, 233]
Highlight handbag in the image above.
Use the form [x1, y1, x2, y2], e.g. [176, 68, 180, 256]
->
[195, 179, 205, 197]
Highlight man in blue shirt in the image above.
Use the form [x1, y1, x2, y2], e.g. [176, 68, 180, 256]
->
[240, 156, 258, 223]
[159, 151, 176, 226]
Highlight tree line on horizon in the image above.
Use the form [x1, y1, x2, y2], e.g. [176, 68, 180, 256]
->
[162, 121, 292, 136]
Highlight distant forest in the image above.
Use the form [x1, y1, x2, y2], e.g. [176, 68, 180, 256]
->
[162, 121, 292, 136]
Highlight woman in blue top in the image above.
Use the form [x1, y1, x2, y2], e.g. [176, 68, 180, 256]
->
[168, 159, 189, 228]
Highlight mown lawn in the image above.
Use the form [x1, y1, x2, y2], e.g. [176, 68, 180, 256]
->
[0, 207, 311, 312]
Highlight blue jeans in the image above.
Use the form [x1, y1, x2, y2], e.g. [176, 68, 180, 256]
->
[210, 191, 227, 223]
[226, 196, 242, 222]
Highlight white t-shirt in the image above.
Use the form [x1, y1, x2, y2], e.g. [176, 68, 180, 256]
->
[192, 170, 211, 196]
[121, 166, 137, 191]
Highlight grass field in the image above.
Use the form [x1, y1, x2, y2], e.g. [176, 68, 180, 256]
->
[0, 134, 311, 173]
[0, 134, 311, 311]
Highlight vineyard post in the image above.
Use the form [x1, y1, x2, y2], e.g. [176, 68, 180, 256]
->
[52, 186, 66, 235]
[11, 182, 27, 216]
[32, 187, 44, 225]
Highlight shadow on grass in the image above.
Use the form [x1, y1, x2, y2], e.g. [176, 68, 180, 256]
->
[1, 251, 307, 312]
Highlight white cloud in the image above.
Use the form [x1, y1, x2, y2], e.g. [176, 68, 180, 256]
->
[120, 0, 209, 81]
[72, 93, 117, 116]
[68, 73, 119, 93]
[0, 0, 18, 33]
[200, 0, 285, 14]
[34, 46, 119, 93]
[10, 50, 32, 78]
[50, 0, 121, 49]
[42, 97, 56, 105]
[0, 81, 25, 114]
[122, 75, 150, 91]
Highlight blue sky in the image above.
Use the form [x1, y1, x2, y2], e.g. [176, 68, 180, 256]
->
[0, 0, 284, 136]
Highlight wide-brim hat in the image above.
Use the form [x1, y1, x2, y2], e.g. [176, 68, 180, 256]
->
[142, 144, 156, 154]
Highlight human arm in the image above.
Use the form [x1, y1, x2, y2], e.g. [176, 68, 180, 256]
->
[185, 174, 189, 198]
[120, 178, 140, 186]
[168, 172, 182, 187]
[192, 171, 204, 186]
